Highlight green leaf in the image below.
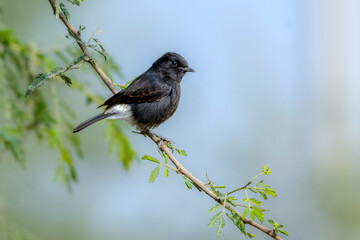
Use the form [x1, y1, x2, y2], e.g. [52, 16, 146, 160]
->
[247, 233, 256, 238]
[257, 180, 264, 186]
[105, 122, 136, 169]
[250, 210, 255, 221]
[175, 147, 187, 156]
[149, 166, 160, 183]
[60, 147, 72, 166]
[164, 167, 169, 177]
[142, 155, 160, 164]
[214, 185, 226, 188]
[93, 38, 108, 58]
[268, 219, 275, 226]
[54, 157, 71, 190]
[119, 76, 137, 90]
[248, 187, 257, 193]
[79, 25, 86, 31]
[239, 218, 246, 233]
[277, 229, 289, 236]
[0, 129, 25, 166]
[258, 190, 268, 200]
[249, 198, 262, 206]
[209, 204, 221, 213]
[242, 206, 250, 218]
[58, 74, 72, 86]
[184, 177, 192, 190]
[226, 210, 246, 235]
[262, 165, 272, 175]
[166, 142, 173, 149]
[263, 188, 277, 197]
[66, 0, 84, 6]
[162, 152, 169, 164]
[227, 198, 237, 207]
[93, 47, 107, 61]
[25, 59, 81, 96]
[217, 214, 225, 237]
[191, 180, 202, 192]
[25, 73, 50, 97]
[208, 212, 221, 228]
[59, 3, 70, 20]
[72, 55, 85, 64]
[252, 206, 264, 223]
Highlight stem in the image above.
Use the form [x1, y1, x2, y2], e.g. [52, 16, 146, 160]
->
[245, 189, 251, 209]
[250, 172, 264, 182]
[227, 181, 252, 196]
[236, 204, 269, 211]
[227, 171, 265, 196]
[159, 163, 179, 173]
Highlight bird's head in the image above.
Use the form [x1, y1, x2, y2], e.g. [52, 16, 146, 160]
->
[153, 52, 195, 82]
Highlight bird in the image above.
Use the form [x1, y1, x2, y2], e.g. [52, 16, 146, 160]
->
[73, 52, 194, 134]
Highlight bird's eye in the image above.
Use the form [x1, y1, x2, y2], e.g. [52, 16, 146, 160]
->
[171, 60, 178, 67]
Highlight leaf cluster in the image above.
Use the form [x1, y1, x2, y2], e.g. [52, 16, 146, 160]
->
[142, 154, 171, 183]
[66, 0, 84, 6]
[142, 145, 195, 189]
[26, 1, 121, 98]
[206, 165, 288, 238]
[142, 140, 287, 238]
[0, 27, 85, 188]
[268, 219, 289, 236]
[1, 17, 135, 188]
[0, 213, 41, 240]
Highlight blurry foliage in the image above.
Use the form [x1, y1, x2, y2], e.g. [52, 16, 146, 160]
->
[0, 213, 41, 240]
[0, 20, 136, 189]
[315, 168, 360, 236]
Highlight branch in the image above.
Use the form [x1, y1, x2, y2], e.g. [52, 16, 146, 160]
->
[48, 0, 117, 94]
[145, 131, 282, 240]
[47, 1, 282, 239]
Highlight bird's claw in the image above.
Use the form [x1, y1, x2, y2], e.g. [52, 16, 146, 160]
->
[153, 133, 175, 146]
[132, 130, 147, 137]
[132, 130, 175, 149]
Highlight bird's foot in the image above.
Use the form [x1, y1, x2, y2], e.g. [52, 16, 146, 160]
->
[152, 132, 175, 146]
[132, 130, 147, 137]
[132, 130, 175, 148]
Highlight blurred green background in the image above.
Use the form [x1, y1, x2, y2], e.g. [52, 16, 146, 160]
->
[1, 0, 360, 239]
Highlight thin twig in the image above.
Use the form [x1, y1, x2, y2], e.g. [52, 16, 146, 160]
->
[48, 0, 117, 94]
[227, 181, 252, 195]
[236, 204, 269, 211]
[47, 1, 282, 239]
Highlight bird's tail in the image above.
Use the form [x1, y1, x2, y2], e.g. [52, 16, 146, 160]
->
[73, 113, 115, 133]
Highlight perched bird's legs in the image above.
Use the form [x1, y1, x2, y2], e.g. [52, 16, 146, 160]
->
[132, 130, 147, 137]
[133, 129, 175, 148]
[151, 132, 175, 145]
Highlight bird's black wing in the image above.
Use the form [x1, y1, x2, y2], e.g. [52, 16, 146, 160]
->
[99, 73, 172, 108]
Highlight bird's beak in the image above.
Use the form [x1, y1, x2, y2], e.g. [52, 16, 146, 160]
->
[186, 67, 195, 72]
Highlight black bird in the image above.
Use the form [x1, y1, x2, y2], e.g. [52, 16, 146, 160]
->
[73, 52, 194, 133]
